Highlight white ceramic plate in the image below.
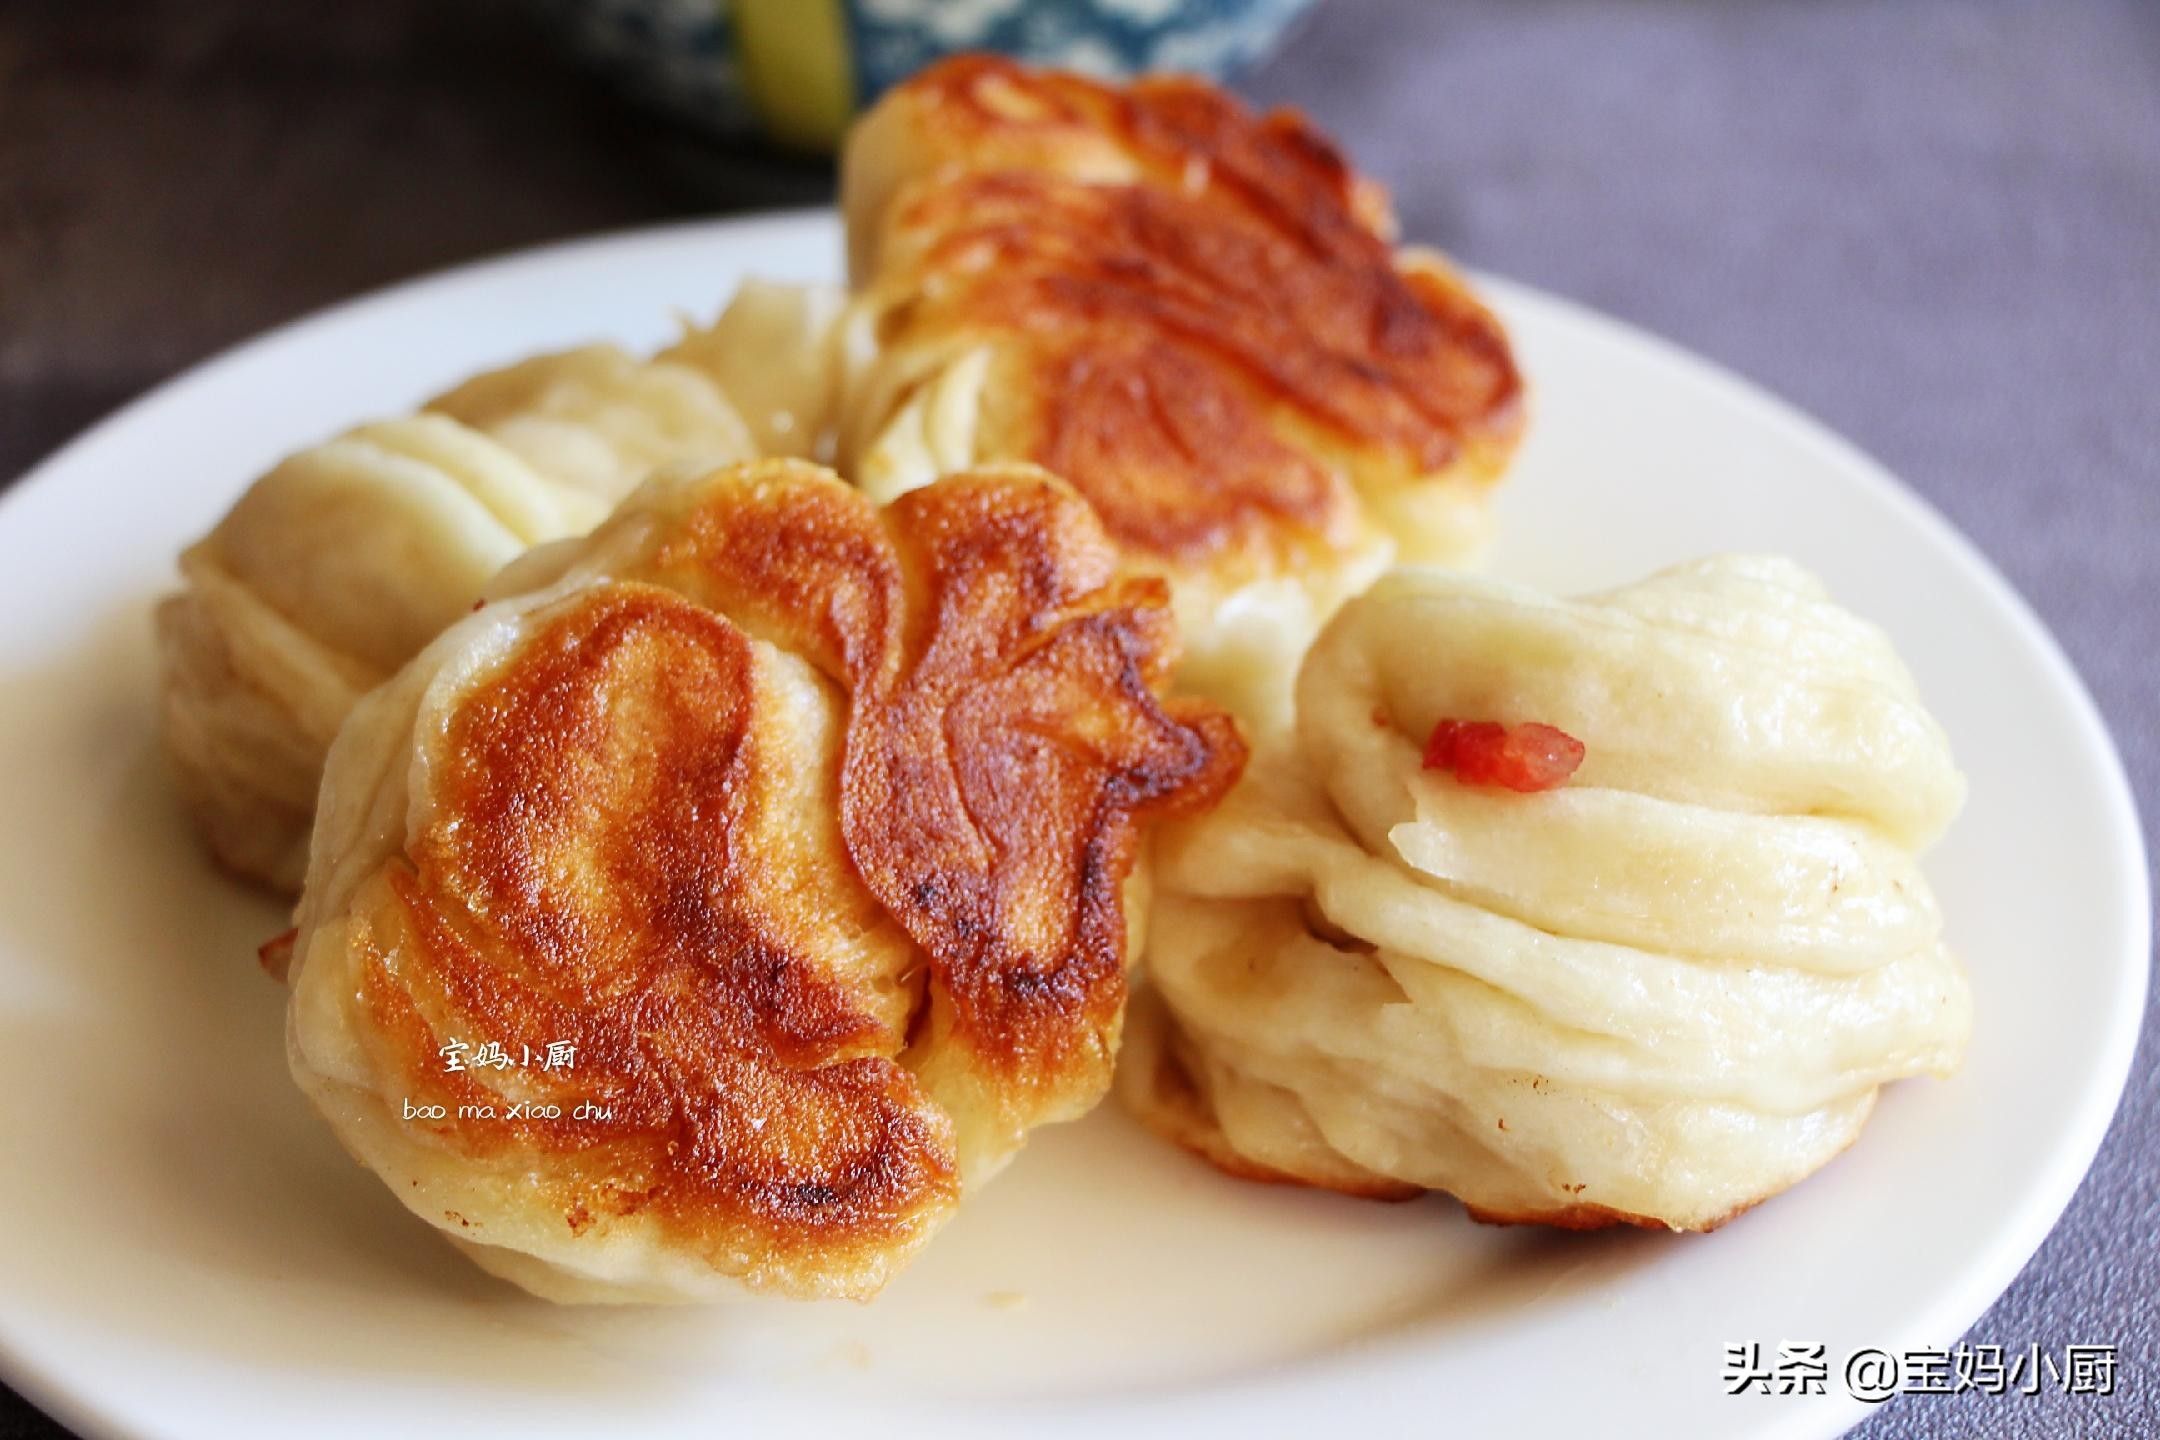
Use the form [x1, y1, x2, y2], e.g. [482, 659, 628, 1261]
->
[0, 213, 2145, 1440]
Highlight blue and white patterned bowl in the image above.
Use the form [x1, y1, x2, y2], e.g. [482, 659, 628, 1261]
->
[540, 0, 1320, 151]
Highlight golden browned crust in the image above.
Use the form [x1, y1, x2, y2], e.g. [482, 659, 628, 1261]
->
[846, 54, 1400, 275]
[1460, 1198, 1762, 1234]
[361, 583, 955, 1281]
[853, 55, 1524, 579]
[624, 465, 1249, 1117]
[335, 461, 1244, 1292]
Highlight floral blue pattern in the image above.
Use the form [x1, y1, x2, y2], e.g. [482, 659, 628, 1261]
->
[847, 0, 1315, 94]
[539, 0, 1318, 144]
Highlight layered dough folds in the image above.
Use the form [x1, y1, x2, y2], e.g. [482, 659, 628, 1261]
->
[1125, 557, 1972, 1229]
[839, 56, 1524, 725]
[286, 460, 1243, 1301]
[157, 283, 844, 890]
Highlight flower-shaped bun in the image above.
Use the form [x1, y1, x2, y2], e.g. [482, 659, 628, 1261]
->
[158, 284, 844, 891]
[1124, 556, 1971, 1229]
[287, 460, 1243, 1301]
[839, 57, 1524, 726]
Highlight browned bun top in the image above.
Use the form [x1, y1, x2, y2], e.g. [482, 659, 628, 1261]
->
[338, 461, 1243, 1294]
[849, 55, 1524, 578]
[621, 465, 1248, 1097]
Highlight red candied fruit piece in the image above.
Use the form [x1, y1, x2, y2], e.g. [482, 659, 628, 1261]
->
[1422, 719, 1585, 793]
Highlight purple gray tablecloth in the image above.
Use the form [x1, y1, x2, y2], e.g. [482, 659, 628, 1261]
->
[0, 1, 2151, 1434]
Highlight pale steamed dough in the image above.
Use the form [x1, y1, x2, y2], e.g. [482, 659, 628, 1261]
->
[1123, 556, 1973, 1230]
[156, 282, 845, 891]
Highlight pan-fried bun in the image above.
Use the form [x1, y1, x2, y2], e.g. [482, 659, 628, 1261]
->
[1123, 557, 1971, 1231]
[287, 459, 1243, 1301]
[841, 57, 1524, 728]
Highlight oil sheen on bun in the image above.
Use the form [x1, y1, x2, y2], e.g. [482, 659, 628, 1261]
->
[1122, 556, 1971, 1231]
[285, 459, 1243, 1302]
[839, 56, 1525, 728]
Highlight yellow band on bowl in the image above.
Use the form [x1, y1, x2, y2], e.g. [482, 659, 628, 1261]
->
[730, 0, 856, 151]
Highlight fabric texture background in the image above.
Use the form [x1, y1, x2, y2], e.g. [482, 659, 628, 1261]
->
[0, 0, 2151, 1433]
